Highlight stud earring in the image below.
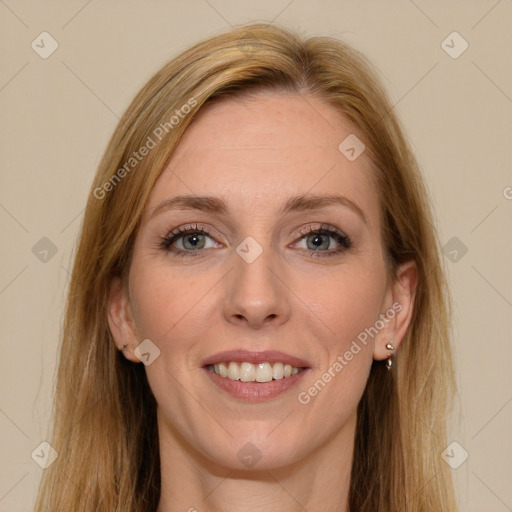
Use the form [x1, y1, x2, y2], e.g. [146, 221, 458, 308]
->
[385, 342, 394, 371]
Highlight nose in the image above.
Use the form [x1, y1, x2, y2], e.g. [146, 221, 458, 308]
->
[222, 245, 292, 329]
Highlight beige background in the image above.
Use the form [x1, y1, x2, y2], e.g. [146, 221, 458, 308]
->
[1, 1, 511, 510]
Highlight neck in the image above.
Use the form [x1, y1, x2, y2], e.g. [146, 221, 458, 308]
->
[156, 412, 355, 512]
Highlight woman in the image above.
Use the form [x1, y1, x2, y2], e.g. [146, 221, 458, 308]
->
[35, 23, 457, 511]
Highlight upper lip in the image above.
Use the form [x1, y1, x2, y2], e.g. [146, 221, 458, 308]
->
[201, 350, 311, 368]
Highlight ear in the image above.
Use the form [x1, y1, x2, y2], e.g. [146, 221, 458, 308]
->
[373, 260, 418, 361]
[107, 276, 141, 363]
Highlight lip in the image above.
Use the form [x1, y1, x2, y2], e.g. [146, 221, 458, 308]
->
[201, 349, 311, 369]
[203, 366, 311, 402]
[201, 350, 311, 402]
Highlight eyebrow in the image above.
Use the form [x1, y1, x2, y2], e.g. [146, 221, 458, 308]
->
[148, 193, 368, 225]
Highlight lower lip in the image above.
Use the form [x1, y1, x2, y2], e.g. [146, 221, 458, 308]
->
[203, 367, 310, 402]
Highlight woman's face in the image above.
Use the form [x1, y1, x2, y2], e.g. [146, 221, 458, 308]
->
[109, 91, 415, 470]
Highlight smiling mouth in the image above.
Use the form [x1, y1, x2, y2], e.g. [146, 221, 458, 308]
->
[206, 361, 307, 382]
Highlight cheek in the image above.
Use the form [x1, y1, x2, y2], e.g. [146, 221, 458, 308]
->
[305, 265, 387, 351]
[128, 260, 209, 343]
[296, 270, 384, 418]
[296, 267, 385, 401]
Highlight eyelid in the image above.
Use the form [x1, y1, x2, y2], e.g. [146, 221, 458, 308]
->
[161, 222, 348, 243]
[166, 223, 221, 239]
[293, 222, 349, 241]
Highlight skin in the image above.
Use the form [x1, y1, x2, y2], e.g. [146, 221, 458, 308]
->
[108, 91, 417, 512]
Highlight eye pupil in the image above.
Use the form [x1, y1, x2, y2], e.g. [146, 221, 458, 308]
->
[184, 233, 205, 250]
[308, 234, 329, 250]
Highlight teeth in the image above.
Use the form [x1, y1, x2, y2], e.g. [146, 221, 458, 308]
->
[272, 362, 284, 380]
[256, 362, 272, 382]
[227, 362, 240, 380]
[209, 361, 304, 382]
[240, 362, 256, 382]
[218, 362, 228, 377]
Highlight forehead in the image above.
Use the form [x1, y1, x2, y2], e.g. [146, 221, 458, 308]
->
[143, 91, 380, 226]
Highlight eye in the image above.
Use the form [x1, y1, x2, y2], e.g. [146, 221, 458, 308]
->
[158, 222, 352, 259]
[293, 225, 352, 258]
[160, 224, 219, 257]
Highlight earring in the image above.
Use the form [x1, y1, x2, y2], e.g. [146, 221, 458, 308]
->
[121, 344, 128, 352]
[385, 342, 394, 371]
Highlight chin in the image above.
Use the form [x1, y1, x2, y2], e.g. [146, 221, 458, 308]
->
[196, 431, 309, 472]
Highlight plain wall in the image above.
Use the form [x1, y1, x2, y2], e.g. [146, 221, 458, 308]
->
[1, 1, 511, 510]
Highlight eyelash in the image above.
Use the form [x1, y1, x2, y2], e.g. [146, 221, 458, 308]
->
[159, 222, 352, 259]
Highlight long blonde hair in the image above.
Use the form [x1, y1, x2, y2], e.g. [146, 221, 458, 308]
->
[35, 23, 457, 511]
